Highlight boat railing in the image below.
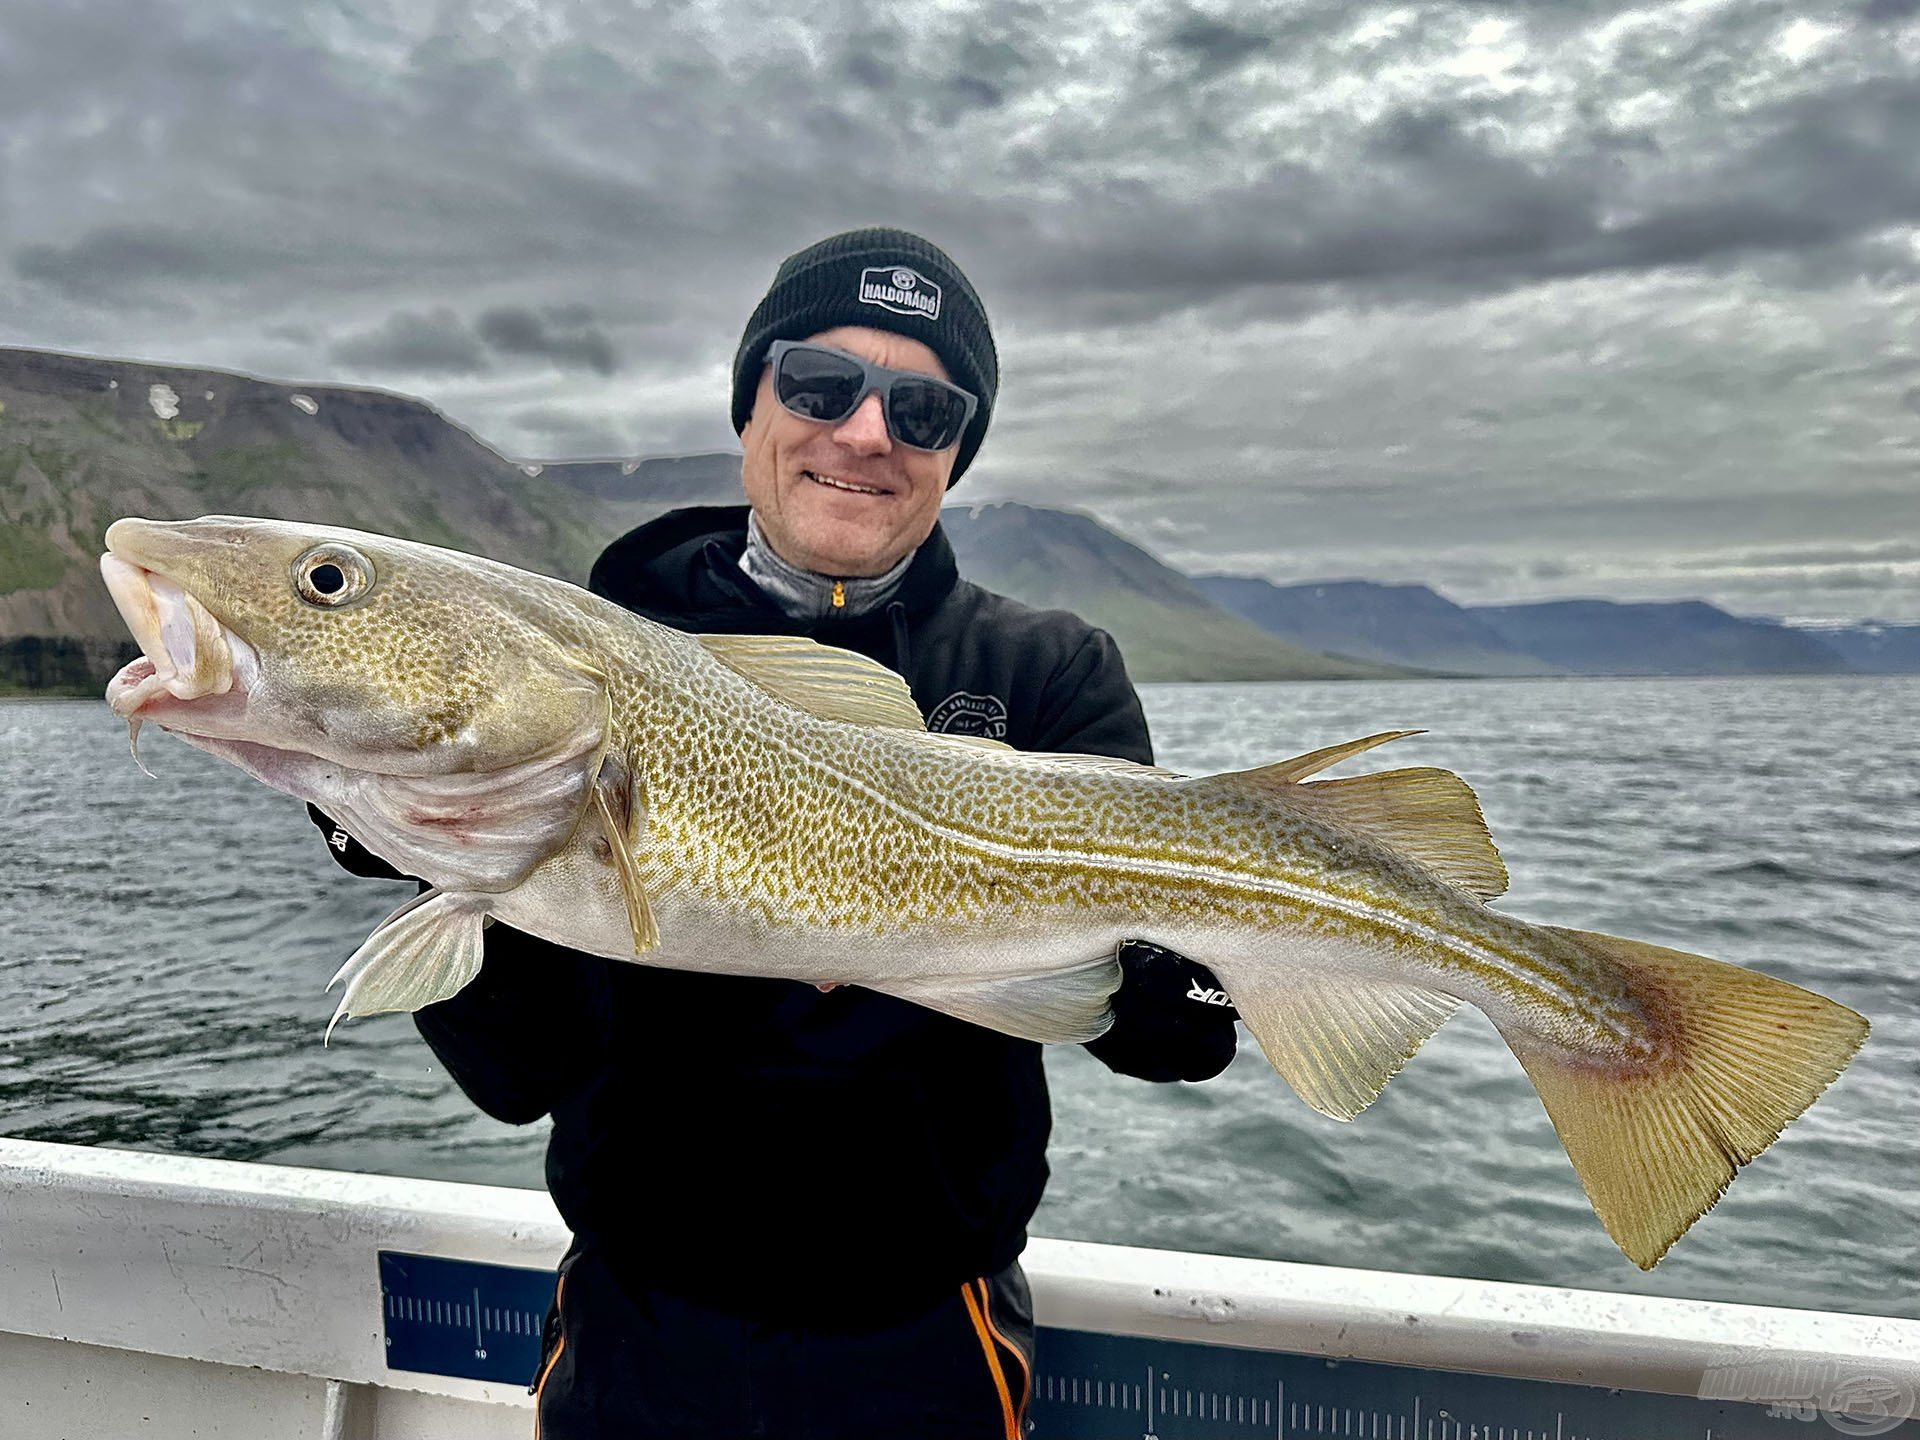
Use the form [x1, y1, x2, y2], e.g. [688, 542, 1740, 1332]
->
[3, 1137, 1915, 1439]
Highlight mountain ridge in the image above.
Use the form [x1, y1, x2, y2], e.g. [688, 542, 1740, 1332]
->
[3, 346, 1906, 691]
[1471, 598, 1852, 676]
[0, 347, 1401, 690]
[1194, 574, 1555, 676]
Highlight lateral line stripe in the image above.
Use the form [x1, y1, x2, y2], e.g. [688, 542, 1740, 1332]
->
[766, 736, 1593, 1019]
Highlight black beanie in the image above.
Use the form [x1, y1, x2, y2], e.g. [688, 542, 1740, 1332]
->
[731, 227, 998, 486]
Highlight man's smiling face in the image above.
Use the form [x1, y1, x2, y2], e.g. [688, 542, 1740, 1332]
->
[739, 325, 958, 577]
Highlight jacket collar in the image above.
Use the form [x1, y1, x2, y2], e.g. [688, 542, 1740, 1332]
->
[589, 505, 961, 632]
[739, 511, 915, 621]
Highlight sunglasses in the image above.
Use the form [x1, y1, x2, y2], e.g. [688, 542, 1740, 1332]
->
[766, 340, 978, 453]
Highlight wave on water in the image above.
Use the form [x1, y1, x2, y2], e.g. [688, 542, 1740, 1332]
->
[3, 679, 1917, 1319]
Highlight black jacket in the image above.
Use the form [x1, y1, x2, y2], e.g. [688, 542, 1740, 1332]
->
[312, 505, 1234, 1325]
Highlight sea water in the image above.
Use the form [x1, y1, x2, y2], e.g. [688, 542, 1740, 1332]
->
[2, 677, 1914, 1317]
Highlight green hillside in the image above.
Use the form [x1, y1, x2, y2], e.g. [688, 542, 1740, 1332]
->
[0, 348, 608, 690]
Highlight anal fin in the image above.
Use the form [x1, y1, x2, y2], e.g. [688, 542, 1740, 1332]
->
[1233, 971, 1461, 1120]
[326, 890, 490, 1040]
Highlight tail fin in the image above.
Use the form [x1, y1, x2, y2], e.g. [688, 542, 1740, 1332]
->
[1501, 928, 1868, 1268]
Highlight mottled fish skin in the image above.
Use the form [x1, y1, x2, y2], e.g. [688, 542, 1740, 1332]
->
[98, 514, 1625, 1047]
[99, 515, 1869, 1270]
[498, 627, 1648, 1062]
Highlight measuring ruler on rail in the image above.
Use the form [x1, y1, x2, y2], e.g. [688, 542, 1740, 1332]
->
[1031, 1328, 1917, 1440]
[378, 1253, 1916, 1440]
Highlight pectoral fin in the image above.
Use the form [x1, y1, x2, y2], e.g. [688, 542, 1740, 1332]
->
[325, 889, 491, 1040]
[593, 750, 659, 956]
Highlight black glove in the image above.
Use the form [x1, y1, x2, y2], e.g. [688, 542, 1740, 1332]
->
[306, 803, 411, 882]
[1082, 941, 1239, 1083]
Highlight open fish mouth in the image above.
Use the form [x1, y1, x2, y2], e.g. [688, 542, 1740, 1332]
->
[101, 553, 254, 721]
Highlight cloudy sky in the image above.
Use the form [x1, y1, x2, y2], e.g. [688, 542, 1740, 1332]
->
[4, 0, 1917, 620]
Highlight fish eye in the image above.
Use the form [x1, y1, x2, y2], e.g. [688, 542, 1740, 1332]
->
[292, 543, 375, 607]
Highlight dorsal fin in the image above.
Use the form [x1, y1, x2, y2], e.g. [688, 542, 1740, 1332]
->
[1290, 767, 1508, 900]
[918, 734, 1187, 779]
[1008, 750, 1187, 780]
[1244, 730, 1424, 785]
[697, 634, 927, 730]
[921, 732, 1018, 753]
[1204, 731, 1507, 901]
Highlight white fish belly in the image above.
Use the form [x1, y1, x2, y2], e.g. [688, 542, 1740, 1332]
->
[488, 850, 1137, 989]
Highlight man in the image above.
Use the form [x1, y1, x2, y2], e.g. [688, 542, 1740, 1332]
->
[312, 228, 1238, 1438]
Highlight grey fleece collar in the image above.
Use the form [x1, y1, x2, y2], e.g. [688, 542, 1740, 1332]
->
[738, 511, 914, 621]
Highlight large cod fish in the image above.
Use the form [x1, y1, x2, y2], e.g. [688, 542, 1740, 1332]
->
[100, 515, 1867, 1268]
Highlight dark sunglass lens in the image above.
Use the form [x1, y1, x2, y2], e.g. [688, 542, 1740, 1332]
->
[776, 348, 863, 421]
[888, 381, 968, 450]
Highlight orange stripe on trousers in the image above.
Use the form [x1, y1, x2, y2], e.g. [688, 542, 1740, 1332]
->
[532, 1273, 568, 1440]
[974, 1278, 1031, 1428]
[960, 1279, 1019, 1440]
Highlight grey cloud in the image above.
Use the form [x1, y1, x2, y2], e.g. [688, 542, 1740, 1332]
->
[1689, 541, 1920, 571]
[511, 405, 631, 457]
[475, 307, 619, 376]
[1708, 564, 1919, 594]
[834, 21, 1014, 122]
[15, 0, 1914, 337]
[329, 309, 490, 376]
[328, 304, 625, 377]
[498, 397, 730, 464]
[6, 0, 1918, 622]
[15, 225, 279, 303]
[948, 75, 1006, 111]
[839, 28, 902, 93]
[950, 30, 1039, 100]
[1164, 10, 1274, 76]
[1013, 75, 1920, 326]
[1591, 80, 1920, 274]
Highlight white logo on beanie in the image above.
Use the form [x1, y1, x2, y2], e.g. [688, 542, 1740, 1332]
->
[858, 265, 941, 320]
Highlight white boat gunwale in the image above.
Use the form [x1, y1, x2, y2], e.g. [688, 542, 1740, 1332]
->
[3, 1137, 1914, 1426]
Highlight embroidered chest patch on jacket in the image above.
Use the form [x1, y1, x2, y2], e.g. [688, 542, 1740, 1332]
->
[927, 690, 1009, 739]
